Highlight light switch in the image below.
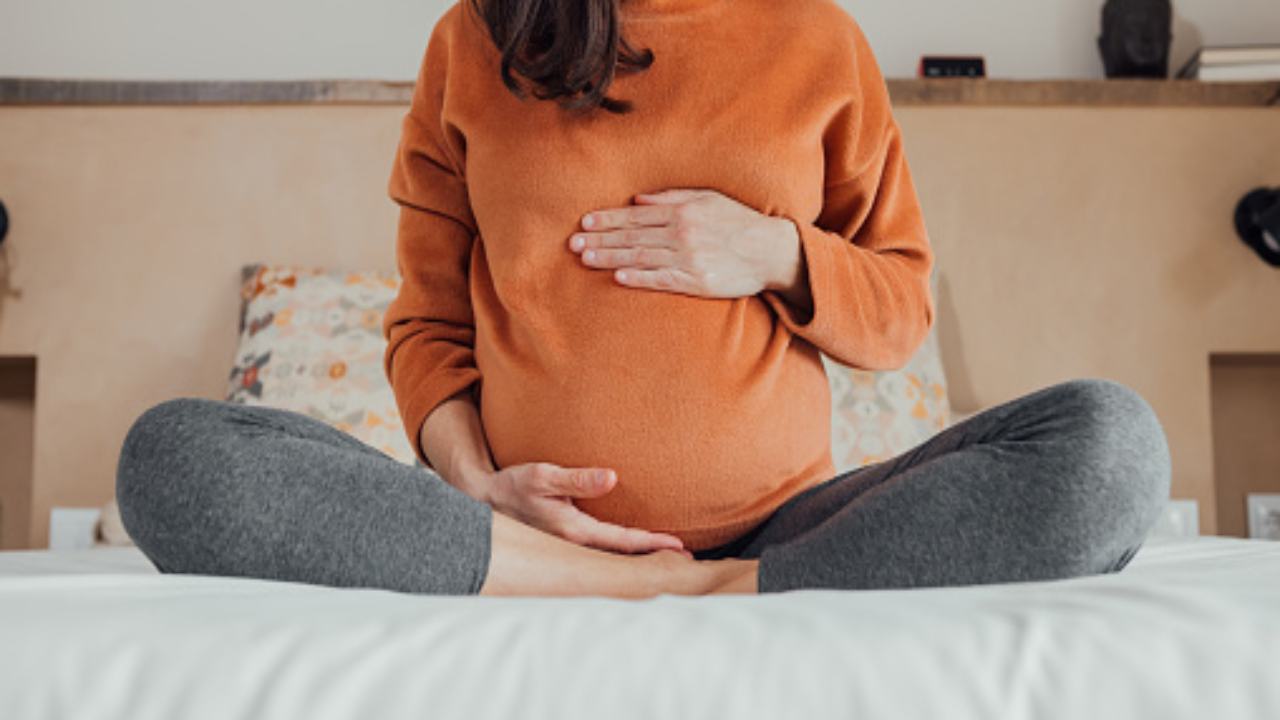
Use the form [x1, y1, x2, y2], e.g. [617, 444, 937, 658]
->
[49, 507, 102, 550]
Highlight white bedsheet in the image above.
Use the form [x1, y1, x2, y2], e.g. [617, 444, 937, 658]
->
[0, 537, 1277, 720]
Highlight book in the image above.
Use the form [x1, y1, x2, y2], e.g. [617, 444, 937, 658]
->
[1176, 44, 1280, 80]
[1196, 62, 1280, 81]
[1198, 45, 1280, 65]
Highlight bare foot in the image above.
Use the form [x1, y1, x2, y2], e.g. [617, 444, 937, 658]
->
[478, 512, 760, 598]
[634, 552, 759, 596]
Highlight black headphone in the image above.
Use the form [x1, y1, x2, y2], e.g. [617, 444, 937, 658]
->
[1235, 187, 1280, 268]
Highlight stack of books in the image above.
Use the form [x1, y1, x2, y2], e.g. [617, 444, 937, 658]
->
[1176, 44, 1280, 81]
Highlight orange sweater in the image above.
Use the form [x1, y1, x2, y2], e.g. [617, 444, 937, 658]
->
[382, 0, 935, 550]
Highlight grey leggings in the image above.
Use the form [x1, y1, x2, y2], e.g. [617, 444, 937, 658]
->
[115, 377, 1171, 595]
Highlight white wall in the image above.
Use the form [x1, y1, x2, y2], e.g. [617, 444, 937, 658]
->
[1, 0, 1278, 80]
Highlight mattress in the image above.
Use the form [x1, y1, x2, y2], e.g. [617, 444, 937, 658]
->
[0, 537, 1277, 720]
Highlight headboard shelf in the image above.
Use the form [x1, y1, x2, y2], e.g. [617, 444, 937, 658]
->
[1, 77, 1277, 108]
[1, 74, 1278, 545]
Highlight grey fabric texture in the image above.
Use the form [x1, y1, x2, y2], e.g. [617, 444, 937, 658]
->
[115, 397, 493, 595]
[116, 378, 1170, 596]
[694, 378, 1172, 592]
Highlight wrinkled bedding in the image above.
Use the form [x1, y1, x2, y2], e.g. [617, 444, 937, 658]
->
[0, 537, 1277, 720]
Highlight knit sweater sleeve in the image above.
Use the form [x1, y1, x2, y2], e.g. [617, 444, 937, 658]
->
[381, 8, 481, 469]
[759, 16, 935, 371]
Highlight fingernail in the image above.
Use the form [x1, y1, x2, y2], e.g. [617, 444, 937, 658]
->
[571, 235, 585, 250]
[583, 250, 595, 263]
[582, 214, 594, 229]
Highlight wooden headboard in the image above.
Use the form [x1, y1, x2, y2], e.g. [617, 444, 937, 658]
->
[1, 79, 1277, 547]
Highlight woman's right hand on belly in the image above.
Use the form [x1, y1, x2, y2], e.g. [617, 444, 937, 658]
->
[480, 462, 689, 556]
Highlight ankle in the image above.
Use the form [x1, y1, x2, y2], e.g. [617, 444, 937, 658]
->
[637, 553, 759, 597]
[630, 550, 707, 597]
[709, 558, 759, 594]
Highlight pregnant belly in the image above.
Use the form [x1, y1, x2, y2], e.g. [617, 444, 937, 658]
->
[474, 291, 835, 549]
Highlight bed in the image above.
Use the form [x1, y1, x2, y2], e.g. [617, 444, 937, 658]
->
[1, 536, 1276, 719]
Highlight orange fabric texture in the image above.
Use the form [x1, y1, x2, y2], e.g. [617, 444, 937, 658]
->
[382, 0, 935, 550]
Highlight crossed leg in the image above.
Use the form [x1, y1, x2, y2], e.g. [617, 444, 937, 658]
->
[115, 378, 1169, 597]
[114, 397, 746, 597]
[699, 378, 1171, 592]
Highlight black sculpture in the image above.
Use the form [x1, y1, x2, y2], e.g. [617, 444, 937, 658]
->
[1098, 0, 1174, 78]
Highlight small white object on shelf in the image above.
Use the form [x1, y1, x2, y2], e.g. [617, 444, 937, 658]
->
[1246, 494, 1280, 540]
[1148, 499, 1200, 540]
[48, 507, 102, 550]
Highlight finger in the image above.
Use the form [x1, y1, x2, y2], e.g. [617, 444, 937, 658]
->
[581, 203, 673, 231]
[539, 466, 618, 499]
[581, 246, 678, 270]
[614, 267, 699, 294]
[564, 515, 686, 554]
[569, 226, 671, 253]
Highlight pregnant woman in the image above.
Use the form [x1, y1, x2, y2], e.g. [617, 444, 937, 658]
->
[116, 0, 1172, 597]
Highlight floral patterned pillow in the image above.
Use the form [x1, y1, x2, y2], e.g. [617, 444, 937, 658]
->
[225, 264, 420, 466]
[821, 276, 951, 475]
[224, 263, 950, 477]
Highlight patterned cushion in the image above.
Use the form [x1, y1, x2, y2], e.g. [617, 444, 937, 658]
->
[821, 275, 951, 475]
[224, 263, 950, 478]
[225, 264, 419, 465]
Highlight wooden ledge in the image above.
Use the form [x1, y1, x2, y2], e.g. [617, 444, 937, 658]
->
[0, 79, 415, 105]
[1, 77, 1277, 107]
[888, 78, 1280, 107]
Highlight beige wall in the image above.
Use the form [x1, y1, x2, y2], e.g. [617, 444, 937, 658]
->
[0, 101, 1277, 547]
[3, 0, 1280, 81]
[900, 106, 1280, 537]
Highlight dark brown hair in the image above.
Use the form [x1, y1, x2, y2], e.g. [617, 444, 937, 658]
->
[467, 0, 654, 114]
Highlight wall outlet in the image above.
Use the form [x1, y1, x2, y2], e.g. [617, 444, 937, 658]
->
[1147, 499, 1199, 540]
[49, 507, 102, 550]
[1247, 494, 1280, 540]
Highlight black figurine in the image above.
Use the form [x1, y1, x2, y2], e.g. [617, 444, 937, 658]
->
[1098, 0, 1174, 78]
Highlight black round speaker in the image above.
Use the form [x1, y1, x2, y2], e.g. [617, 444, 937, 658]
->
[1234, 187, 1280, 268]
